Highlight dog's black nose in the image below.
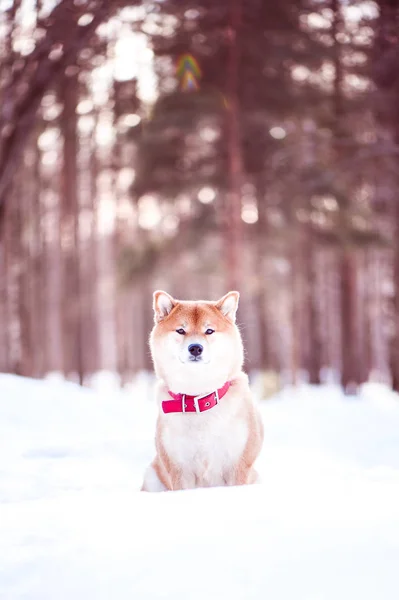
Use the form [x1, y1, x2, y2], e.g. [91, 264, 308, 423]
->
[188, 343, 203, 357]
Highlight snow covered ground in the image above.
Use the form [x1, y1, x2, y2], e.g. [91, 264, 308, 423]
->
[1, 373, 399, 600]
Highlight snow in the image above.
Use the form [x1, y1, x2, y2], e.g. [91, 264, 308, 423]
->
[1, 374, 399, 600]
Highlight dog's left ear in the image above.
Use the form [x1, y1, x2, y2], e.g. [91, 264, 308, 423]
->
[216, 291, 240, 322]
[153, 290, 176, 323]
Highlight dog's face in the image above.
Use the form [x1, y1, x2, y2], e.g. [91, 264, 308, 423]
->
[150, 291, 244, 394]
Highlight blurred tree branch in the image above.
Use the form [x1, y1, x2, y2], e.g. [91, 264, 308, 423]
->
[0, 0, 136, 223]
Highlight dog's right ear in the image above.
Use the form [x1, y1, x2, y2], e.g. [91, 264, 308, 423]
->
[153, 290, 176, 323]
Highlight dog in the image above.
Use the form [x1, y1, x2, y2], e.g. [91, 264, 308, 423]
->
[141, 290, 264, 492]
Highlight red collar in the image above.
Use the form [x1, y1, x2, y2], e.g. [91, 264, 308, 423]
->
[162, 381, 231, 414]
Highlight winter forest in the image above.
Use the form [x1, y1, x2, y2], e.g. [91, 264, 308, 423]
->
[1, 0, 399, 392]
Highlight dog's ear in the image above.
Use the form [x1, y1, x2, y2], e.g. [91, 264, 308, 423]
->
[153, 290, 176, 322]
[216, 291, 240, 322]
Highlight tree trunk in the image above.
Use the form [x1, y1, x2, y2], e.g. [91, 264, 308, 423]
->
[16, 167, 32, 375]
[290, 230, 304, 386]
[368, 249, 389, 382]
[254, 185, 273, 372]
[306, 231, 322, 384]
[374, 0, 399, 390]
[253, 284, 272, 371]
[331, 0, 360, 390]
[359, 249, 372, 383]
[6, 187, 23, 374]
[0, 241, 7, 372]
[28, 130, 45, 377]
[225, 0, 244, 290]
[340, 249, 360, 390]
[0, 202, 11, 372]
[391, 202, 399, 391]
[61, 72, 83, 382]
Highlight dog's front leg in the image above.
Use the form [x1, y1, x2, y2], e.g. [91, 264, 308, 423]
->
[223, 468, 247, 486]
[141, 457, 183, 492]
[223, 465, 259, 486]
[164, 463, 197, 490]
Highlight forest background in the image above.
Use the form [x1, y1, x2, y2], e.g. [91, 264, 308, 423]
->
[1, 0, 398, 393]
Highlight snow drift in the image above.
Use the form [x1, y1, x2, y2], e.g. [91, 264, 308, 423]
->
[1, 374, 399, 599]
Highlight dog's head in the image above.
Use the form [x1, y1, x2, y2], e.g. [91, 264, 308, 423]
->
[149, 291, 243, 395]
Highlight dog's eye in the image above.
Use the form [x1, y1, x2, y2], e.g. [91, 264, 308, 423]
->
[176, 328, 186, 335]
[205, 328, 215, 335]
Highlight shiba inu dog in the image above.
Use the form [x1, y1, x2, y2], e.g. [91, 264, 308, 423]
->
[141, 290, 264, 492]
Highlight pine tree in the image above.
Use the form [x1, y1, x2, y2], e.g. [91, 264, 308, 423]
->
[373, 0, 399, 390]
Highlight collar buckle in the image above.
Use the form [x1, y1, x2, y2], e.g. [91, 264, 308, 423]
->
[192, 391, 213, 414]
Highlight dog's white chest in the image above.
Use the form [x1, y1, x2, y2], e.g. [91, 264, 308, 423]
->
[161, 406, 248, 487]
